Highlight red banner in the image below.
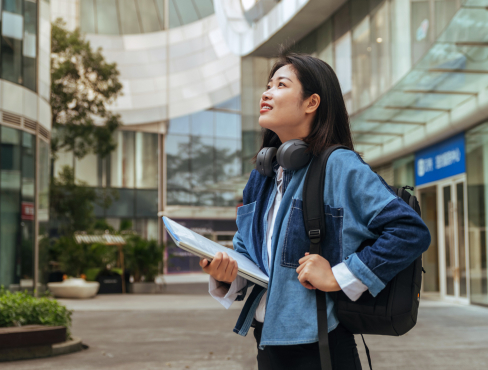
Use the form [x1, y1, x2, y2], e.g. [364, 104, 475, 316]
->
[21, 202, 35, 220]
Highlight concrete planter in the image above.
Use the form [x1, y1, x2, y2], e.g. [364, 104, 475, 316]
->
[47, 278, 99, 299]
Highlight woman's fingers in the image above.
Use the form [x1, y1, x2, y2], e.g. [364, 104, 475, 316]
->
[199, 258, 208, 268]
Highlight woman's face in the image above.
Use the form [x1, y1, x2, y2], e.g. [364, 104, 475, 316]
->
[259, 64, 318, 142]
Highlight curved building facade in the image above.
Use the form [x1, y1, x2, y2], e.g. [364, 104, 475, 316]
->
[222, 0, 488, 305]
[0, 0, 51, 291]
[52, 0, 242, 273]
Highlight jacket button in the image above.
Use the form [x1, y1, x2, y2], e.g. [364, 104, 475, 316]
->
[345, 256, 349, 260]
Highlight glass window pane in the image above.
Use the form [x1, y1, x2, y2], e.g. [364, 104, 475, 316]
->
[334, 32, 352, 94]
[4, 0, 23, 14]
[96, 0, 120, 35]
[169, 115, 190, 134]
[317, 19, 334, 68]
[434, 0, 457, 37]
[169, 0, 182, 28]
[119, 0, 141, 34]
[215, 138, 240, 182]
[110, 131, 135, 188]
[370, 1, 391, 100]
[135, 132, 158, 189]
[174, 0, 199, 25]
[23, 0, 37, 90]
[75, 153, 98, 187]
[155, 0, 165, 28]
[105, 188, 134, 217]
[215, 112, 239, 139]
[194, 0, 214, 18]
[80, 0, 96, 33]
[38, 139, 50, 221]
[166, 134, 191, 205]
[352, 17, 371, 111]
[466, 123, 488, 305]
[21, 132, 35, 201]
[135, 189, 158, 217]
[191, 111, 214, 137]
[2, 9, 23, 84]
[0, 126, 22, 288]
[137, 0, 163, 33]
[411, 1, 431, 65]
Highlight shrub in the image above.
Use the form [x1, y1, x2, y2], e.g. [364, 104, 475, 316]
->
[124, 235, 165, 282]
[0, 287, 72, 340]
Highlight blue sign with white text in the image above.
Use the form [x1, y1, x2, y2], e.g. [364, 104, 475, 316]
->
[415, 133, 465, 186]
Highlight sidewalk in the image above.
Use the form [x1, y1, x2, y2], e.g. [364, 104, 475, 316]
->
[3, 289, 488, 369]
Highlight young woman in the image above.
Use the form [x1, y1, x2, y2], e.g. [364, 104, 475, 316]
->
[199, 52, 431, 370]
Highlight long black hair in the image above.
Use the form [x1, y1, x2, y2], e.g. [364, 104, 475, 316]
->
[253, 51, 354, 163]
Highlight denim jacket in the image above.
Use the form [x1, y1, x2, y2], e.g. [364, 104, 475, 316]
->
[232, 149, 431, 347]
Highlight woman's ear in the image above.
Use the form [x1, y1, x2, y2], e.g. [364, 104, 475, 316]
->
[305, 93, 320, 114]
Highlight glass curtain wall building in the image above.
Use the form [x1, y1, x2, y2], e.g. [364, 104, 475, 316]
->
[0, 0, 51, 291]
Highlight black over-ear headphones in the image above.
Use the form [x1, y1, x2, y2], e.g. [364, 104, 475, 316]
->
[256, 139, 312, 177]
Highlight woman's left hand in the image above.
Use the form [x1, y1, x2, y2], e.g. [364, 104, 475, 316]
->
[296, 253, 341, 292]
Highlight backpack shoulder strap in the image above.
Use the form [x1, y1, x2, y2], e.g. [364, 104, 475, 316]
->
[302, 144, 350, 370]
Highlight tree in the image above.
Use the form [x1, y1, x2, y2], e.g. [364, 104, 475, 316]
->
[51, 18, 122, 160]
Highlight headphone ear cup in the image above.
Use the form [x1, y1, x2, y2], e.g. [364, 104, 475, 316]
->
[256, 147, 278, 177]
[276, 139, 311, 171]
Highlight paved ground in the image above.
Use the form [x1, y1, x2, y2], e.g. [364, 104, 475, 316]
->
[3, 280, 488, 369]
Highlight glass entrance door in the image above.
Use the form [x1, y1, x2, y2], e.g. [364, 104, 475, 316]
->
[439, 177, 469, 301]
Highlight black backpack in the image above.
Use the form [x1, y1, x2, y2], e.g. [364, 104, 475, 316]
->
[303, 145, 424, 370]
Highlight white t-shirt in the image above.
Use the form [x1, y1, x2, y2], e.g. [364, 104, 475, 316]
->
[208, 166, 367, 321]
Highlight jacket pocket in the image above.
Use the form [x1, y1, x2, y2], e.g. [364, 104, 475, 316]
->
[236, 201, 256, 249]
[281, 199, 343, 269]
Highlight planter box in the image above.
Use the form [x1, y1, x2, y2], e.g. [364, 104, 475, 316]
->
[0, 325, 66, 349]
[129, 282, 164, 294]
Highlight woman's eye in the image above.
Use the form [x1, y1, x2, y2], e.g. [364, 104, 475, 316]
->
[279, 82, 285, 87]
[266, 85, 270, 90]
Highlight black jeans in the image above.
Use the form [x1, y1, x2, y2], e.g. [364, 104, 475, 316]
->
[253, 321, 362, 370]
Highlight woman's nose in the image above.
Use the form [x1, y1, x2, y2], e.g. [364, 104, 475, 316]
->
[262, 90, 272, 100]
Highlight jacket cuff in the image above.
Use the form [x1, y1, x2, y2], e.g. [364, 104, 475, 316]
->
[343, 253, 385, 297]
[332, 262, 368, 301]
[208, 275, 248, 309]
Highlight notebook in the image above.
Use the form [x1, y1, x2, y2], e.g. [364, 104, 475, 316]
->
[163, 216, 268, 288]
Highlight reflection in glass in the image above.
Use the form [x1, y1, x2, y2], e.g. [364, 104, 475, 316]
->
[334, 32, 352, 94]
[352, 17, 371, 111]
[173, 0, 199, 25]
[466, 123, 488, 305]
[370, 1, 391, 100]
[137, 0, 162, 33]
[420, 186, 439, 292]
[135, 132, 158, 189]
[215, 112, 240, 139]
[119, 0, 141, 34]
[434, 0, 458, 37]
[23, 0, 37, 91]
[411, 1, 431, 65]
[38, 139, 50, 222]
[191, 111, 214, 137]
[444, 185, 455, 295]
[1, 9, 23, 84]
[457, 182, 467, 297]
[110, 131, 135, 188]
[80, 0, 97, 33]
[0, 127, 22, 288]
[75, 153, 99, 186]
[96, 0, 120, 35]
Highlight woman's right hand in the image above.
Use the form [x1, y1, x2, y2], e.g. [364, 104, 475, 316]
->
[199, 251, 238, 284]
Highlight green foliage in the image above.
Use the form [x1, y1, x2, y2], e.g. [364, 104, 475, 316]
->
[49, 166, 118, 235]
[124, 236, 165, 283]
[51, 18, 122, 160]
[0, 288, 72, 340]
[53, 236, 117, 277]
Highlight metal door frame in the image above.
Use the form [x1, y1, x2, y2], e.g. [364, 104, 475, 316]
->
[416, 173, 470, 304]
